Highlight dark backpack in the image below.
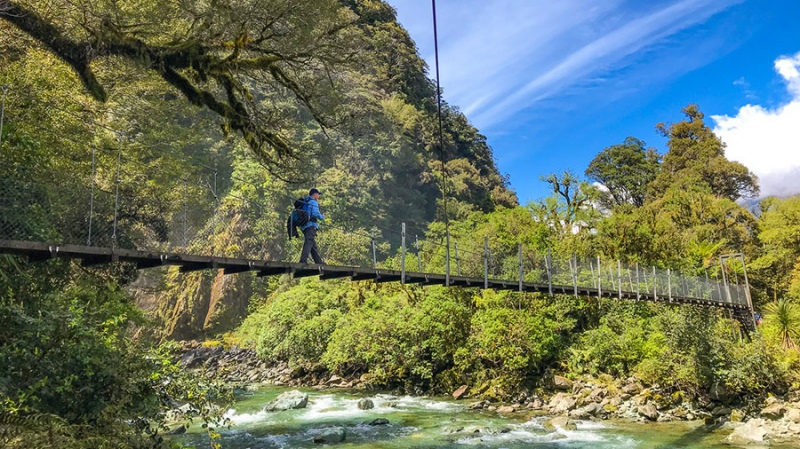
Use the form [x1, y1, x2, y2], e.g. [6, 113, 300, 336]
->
[286, 198, 310, 239]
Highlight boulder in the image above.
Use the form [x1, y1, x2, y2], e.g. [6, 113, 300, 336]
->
[709, 382, 732, 403]
[730, 409, 746, 422]
[358, 398, 374, 410]
[326, 375, 343, 385]
[621, 383, 642, 395]
[552, 397, 577, 415]
[765, 396, 779, 406]
[167, 425, 186, 435]
[553, 376, 573, 391]
[453, 385, 469, 400]
[313, 426, 346, 444]
[711, 406, 731, 417]
[727, 419, 768, 445]
[468, 400, 489, 410]
[760, 403, 785, 420]
[544, 416, 577, 431]
[637, 403, 659, 421]
[496, 405, 515, 414]
[368, 418, 390, 426]
[264, 390, 309, 412]
[785, 407, 800, 423]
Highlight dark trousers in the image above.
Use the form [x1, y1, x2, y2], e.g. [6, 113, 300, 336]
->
[299, 226, 324, 264]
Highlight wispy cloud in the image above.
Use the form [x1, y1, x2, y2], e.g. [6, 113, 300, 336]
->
[390, 0, 742, 129]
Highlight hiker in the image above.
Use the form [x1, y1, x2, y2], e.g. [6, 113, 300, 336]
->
[299, 188, 325, 264]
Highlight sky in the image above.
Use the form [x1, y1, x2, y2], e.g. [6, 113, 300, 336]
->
[386, 0, 800, 204]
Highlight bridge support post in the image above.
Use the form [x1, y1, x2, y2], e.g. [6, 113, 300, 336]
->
[112, 142, 122, 250]
[668, 268, 672, 302]
[483, 237, 488, 289]
[371, 230, 377, 269]
[571, 253, 578, 298]
[546, 248, 553, 295]
[653, 266, 657, 300]
[87, 144, 96, 246]
[401, 223, 406, 284]
[455, 242, 460, 276]
[518, 244, 523, 292]
[597, 256, 602, 298]
[416, 235, 422, 272]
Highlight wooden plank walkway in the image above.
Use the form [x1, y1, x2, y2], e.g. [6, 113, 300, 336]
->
[0, 239, 748, 310]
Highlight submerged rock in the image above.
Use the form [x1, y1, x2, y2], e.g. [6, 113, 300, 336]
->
[544, 416, 577, 431]
[264, 390, 309, 412]
[358, 398, 374, 410]
[313, 426, 346, 444]
[368, 418, 390, 426]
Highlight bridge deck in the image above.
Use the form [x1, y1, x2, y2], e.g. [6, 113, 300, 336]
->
[0, 239, 746, 310]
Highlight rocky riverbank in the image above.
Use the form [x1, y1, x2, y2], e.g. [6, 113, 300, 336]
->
[176, 342, 800, 446]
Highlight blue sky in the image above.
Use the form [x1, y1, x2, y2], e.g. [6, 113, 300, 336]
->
[386, 0, 800, 204]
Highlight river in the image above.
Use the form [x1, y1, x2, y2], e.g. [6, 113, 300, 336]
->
[167, 386, 743, 448]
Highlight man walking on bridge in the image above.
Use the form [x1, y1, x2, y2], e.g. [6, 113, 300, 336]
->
[300, 188, 325, 264]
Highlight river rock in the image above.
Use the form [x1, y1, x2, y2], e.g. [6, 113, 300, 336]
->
[358, 398, 374, 410]
[496, 405, 515, 414]
[264, 390, 309, 412]
[469, 400, 489, 410]
[761, 403, 785, 420]
[553, 376, 573, 391]
[621, 383, 642, 395]
[727, 419, 768, 445]
[167, 424, 186, 435]
[453, 385, 469, 400]
[552, 396, 577, 415]
[313, 426, 346, 444]
[368, 418, 390, 426]
[711, 406, 731, 417]
[785, 407, 800, 423]
[709, 382, 732, 403]
[765, 396, 779, 406]
[730, 409, 746, 422]
[638, 403, 659, 421]
[544, 416, 577, 431]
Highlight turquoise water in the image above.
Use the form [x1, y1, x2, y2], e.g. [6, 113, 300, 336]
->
[168, 387, 739, 448]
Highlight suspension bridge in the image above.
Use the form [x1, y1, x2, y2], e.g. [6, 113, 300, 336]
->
[0, 165, 757, 333]
[0, 92, 756, 333]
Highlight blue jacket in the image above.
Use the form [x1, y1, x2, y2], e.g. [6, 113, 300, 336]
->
[301, 195, 324, 231]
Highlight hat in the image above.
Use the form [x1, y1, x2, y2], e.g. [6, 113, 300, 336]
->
[309, 188, 321, 196]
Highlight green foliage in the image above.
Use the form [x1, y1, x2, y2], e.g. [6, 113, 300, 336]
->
[454, 293, 577, 389]
[651, 105, 758, 201]
[586, 137, 661, 208]
[323, 287, 471, 390]
[0, 261, 232, 448]
[763, 299, 800, 350]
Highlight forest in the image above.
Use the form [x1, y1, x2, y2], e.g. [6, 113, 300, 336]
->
[1, 0, 799, 447]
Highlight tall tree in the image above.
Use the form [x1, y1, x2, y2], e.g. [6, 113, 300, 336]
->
[649, 105, 758, 201]
[585, 137, 660, 209]
[0, 0, 360, 175]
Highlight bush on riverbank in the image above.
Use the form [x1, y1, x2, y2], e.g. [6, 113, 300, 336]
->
[0, 259, 232, 449]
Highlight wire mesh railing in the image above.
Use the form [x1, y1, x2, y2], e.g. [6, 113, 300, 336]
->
[0, 143, 751, 308]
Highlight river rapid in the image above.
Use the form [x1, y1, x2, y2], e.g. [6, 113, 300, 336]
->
[167, 386, 746, 448]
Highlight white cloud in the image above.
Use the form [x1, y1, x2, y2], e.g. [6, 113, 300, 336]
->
[712, 52, 800, 198]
